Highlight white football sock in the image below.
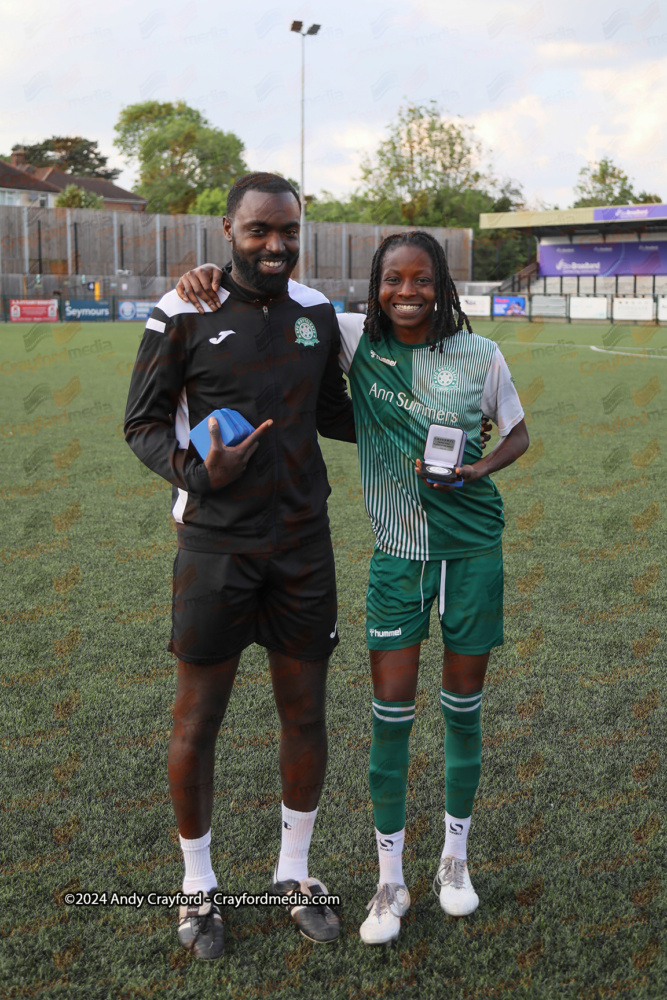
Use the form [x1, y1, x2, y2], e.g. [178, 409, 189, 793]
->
[376, 827, 405, 885]
[180, 829, 217, 895]
[442, 812, 471, 861]
[276, 803, 318, 882]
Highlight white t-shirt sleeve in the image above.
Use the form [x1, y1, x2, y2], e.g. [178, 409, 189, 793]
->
[336, 312, 366, 373]
[480, 346, 525, 437]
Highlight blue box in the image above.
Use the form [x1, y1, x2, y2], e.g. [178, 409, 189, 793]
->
[190, 409, 255, 459]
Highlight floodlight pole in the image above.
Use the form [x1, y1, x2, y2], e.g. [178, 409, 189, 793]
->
[300, 31, 305, 239]
[291, 22, 320, 272]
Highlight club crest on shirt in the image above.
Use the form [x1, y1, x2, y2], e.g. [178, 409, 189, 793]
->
[294, 317, 319, 346]
[432, 365, 458, 391]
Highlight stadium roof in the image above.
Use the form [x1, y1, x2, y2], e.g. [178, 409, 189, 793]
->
[478, 203, 667, 238]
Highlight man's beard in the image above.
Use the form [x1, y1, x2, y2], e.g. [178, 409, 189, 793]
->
[231, 246, 300, 296]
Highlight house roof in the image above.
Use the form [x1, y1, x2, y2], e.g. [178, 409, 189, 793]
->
[30, 167, 147, 204]
[0, 160, 61, 193]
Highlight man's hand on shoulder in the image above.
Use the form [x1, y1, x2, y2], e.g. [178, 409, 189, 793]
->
[480, 414, 492, 451]
[176, 264, 224, 314]
[204, 417, 273, 490]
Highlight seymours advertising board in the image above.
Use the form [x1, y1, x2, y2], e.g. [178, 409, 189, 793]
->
[539, 240, 667, 277]
[9, 299, 59, 322]
[64, 300, 111, 321]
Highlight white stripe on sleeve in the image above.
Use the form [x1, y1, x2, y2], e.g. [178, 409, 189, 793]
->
[480, 346, 524, 437]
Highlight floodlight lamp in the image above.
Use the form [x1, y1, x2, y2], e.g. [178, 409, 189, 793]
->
[291, 20, 303, 32]
[306, 24, 320, 34]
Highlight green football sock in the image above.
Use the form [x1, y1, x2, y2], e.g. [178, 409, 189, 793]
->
[368, 698, 415, 836]
[440, 687, 483, 820]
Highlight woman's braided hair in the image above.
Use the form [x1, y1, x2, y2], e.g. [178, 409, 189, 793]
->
[363, 230, 472, 352]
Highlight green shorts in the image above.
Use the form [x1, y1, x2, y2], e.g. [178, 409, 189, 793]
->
[366, 546, 504, 654]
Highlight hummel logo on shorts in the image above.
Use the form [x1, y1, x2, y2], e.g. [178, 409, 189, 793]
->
[369, 628, 402, 638]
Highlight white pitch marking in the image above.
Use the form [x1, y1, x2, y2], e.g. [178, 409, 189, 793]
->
[589, 345, 667, 358]
[496, 339, 667, 356]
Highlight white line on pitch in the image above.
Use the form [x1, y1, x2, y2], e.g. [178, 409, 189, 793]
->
[589, 345, 667, 358]
[497, 340, 667, 356]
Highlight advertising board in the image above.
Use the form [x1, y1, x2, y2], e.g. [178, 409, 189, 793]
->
[459, 295, 491, 317]
[569, 297, 608, 320]
[493, 296, 526, 317]
[118, 300, 158, 321]
[539, 241, 667, 277]
[64, 300, 111, 321]
[612, 298, 655, 322]
[530, 295, 567, 318]
[9, 299, 59, 322]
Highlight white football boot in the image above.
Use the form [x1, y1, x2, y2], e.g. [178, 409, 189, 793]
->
[433, 856, 479, 916]
[359, 882, 411, 945]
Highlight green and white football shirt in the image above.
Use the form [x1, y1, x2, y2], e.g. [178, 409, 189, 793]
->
[337, 314, 524, 561]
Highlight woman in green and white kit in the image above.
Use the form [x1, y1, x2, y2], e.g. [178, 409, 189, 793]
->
[336, 231, 529, 944]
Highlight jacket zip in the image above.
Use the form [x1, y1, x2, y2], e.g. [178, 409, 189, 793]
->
[263, 304, 279, 547]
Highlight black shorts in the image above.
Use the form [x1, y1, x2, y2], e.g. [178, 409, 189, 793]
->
[168, 533, 339, 665]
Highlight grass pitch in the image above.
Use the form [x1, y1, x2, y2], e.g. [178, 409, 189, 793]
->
[0, 318, 664, 999]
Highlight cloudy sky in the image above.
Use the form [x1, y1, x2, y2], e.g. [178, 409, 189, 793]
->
[2, 0, 666, 208]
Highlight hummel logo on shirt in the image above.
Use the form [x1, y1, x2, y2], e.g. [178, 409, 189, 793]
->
[370, 348, 397, 366]
[209, 330, 237, 344]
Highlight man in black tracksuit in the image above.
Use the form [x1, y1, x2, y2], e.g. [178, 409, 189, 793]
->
[124, 174, 355, 957]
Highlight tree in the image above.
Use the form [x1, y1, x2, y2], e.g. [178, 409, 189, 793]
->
[357, 101, 490, 224]
[571, 158, 661, 207]
[54, 185, 105, 209]
[469, 182, 533, 282]
[11, 137, 120, 180]
[189, 187, 229, 216]
[634, 190, 662, 204]
[307, 99, 529, 280]
[306, 191, 378, 223]
[114, 101, 247, 214]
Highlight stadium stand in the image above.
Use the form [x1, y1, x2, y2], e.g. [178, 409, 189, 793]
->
[481, 204, 667, 298]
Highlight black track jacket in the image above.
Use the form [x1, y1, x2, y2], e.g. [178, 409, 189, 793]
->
[124, 268, 356, 553]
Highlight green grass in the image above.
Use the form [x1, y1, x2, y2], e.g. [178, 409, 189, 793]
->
[0, 319, 664, 999]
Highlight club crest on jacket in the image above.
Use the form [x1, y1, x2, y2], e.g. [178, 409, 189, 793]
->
[294, 317, 319, 346]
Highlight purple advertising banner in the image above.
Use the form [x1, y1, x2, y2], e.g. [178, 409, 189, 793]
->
[593, 204, 667, 222]
[539, 242, 667, 277]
